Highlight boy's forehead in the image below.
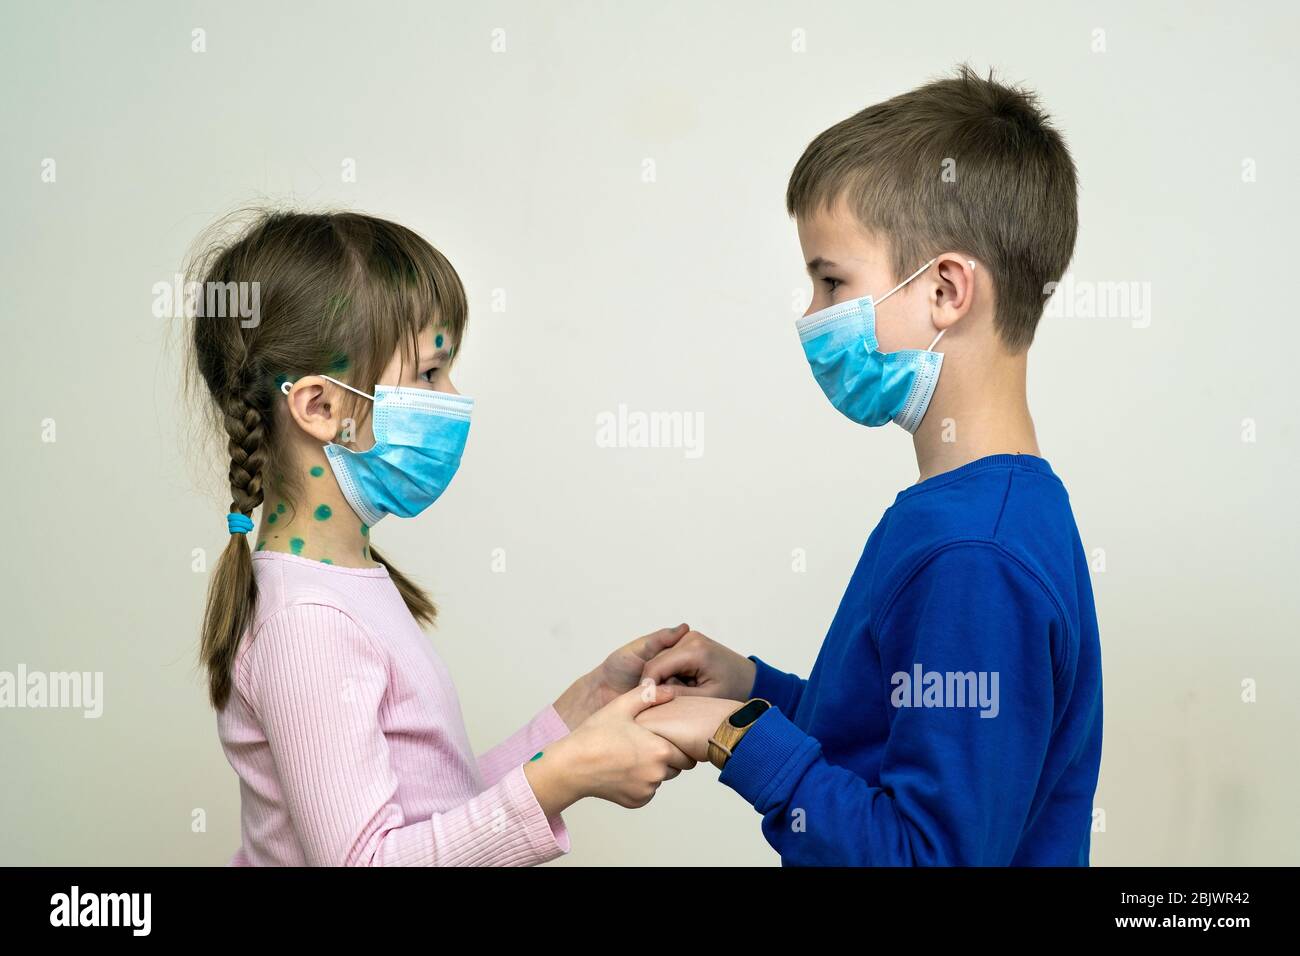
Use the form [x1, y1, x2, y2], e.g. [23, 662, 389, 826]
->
[797, 201, 882, 262]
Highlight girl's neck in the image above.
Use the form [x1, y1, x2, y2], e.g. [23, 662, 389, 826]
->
[254, 485, 379, 569]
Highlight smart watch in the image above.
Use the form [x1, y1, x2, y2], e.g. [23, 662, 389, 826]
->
[707, 698, 771, 770]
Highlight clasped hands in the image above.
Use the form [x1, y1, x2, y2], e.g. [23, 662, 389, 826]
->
[546, 623, 757, 809]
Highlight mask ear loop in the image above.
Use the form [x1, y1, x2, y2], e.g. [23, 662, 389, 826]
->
[874, 257, 938, 306]
[280, 373, 376, 403]
[873, 257, 944, 352]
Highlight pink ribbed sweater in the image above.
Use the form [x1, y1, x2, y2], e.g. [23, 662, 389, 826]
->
[217, 550, 572, 866]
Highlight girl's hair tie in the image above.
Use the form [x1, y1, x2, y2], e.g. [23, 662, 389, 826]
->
[227, 512, 254, 535]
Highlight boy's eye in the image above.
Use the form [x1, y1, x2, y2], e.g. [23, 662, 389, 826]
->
[823, 277, 842, 292]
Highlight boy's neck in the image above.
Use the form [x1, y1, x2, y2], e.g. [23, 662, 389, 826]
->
[910, 353, 1041, 484]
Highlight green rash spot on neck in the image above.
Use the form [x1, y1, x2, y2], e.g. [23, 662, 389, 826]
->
[267, 512, 277, 525]
[290, 537, 305, 555]
[321, 558, 333, 565]
[310, 466, 324, 477]
[256, 540, 266, 551]
[360, 523, 369, 536]
[529, 751, 544, 762]
[314, 504, 332, 521]
[276, 502, 286, 514]
[326, 352, 349, 373]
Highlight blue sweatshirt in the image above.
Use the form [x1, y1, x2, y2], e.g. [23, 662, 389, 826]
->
[719, 453, 1103, 865]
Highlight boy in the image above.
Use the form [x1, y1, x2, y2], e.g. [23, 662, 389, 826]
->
[635, 65, 1102, 865]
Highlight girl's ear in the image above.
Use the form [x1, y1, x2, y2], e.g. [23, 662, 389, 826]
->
[930, 253, 977, 332]
[282, 376, 346, 442]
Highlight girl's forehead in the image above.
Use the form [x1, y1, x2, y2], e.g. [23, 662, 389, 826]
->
[405, 322, 458, 360]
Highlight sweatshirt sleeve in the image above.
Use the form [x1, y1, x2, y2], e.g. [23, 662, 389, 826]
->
[718, 543, 1061, 865]
[245, 603, 569, 867]
[747, 656, 807, 715]
[476, 704, 572, 789]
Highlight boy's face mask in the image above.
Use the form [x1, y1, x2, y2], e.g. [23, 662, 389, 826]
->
[795, 257, 944, 434]
[282, 374, 473, 526]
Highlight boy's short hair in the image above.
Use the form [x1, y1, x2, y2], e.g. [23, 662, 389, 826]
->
[786, 64, 1078, 353]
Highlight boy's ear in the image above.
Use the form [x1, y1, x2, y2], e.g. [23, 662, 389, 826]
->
[283, 376, 346, 443]
[930, 253, 978, 332]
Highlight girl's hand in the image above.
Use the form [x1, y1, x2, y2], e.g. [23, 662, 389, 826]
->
[525, 682, 696, 814]
[633, 696, 744, 763]
[553, 624, 691, 728]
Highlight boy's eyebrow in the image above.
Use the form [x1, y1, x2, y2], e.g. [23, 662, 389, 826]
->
[806, 257, 838, 273]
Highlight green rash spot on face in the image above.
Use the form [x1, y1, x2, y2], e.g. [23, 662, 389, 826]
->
[290, 538, 305, 555]
[310, 466, 324, 477]
[435, 333, 444, 349]
[529, 751, 544, 762]
[267, 513, 277, 525]
[314, 504, 332, 521]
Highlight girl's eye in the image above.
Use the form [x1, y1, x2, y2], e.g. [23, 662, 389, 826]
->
[420, 367, 440, 384]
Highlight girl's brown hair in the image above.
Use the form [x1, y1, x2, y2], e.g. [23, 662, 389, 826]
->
[184, 208, 468, 710]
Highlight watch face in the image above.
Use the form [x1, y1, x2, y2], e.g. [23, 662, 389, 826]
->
[728, 699, 769, 728]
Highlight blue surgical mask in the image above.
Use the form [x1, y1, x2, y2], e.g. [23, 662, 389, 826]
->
[281, 374, 473, 526]
[796, 257, 944, 433]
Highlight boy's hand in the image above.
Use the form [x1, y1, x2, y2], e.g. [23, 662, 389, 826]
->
[641, 630, 757, 701]
[634, 697, 742, 763]
[553, 624, 692, 729]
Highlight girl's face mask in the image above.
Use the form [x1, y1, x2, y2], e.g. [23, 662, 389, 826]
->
[281, 374, 473, 526]
[795, 257, 944, 434]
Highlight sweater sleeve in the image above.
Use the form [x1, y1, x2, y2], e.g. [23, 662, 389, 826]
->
[476, 704, 572, 789]
[718, 543, 1060, 865]
[245, 603, 569, 867]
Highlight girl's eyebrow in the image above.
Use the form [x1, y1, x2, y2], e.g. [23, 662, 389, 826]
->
[419, 348, 452, 364]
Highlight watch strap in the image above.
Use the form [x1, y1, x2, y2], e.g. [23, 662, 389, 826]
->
[708, 698, 770, 770]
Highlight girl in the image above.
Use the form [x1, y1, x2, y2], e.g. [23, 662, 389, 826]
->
[187, 209, 693, 866]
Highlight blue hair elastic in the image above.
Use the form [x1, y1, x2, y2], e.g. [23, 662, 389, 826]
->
[227, 512, 254, 535]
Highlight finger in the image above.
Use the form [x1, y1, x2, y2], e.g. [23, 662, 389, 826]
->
[632, 623, 690, 662]
[652, 683, 713, 697]
[663, 742, 696, 771]
[662, 767, 681, 781]
[614, 679, 675, 717]
[641, 645, 700, 685]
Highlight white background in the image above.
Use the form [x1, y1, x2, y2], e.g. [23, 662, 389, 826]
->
[1, 0, 1297, 865]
